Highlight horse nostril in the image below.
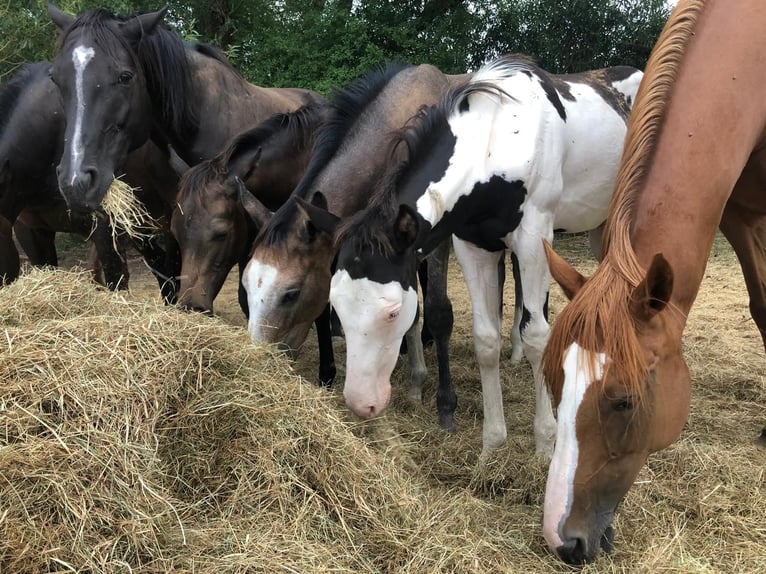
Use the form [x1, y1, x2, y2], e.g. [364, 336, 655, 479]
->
[557, 536, 589, 565]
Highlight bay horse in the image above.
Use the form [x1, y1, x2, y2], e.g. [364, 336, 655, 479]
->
[540, 0, 766, 564]
[47, 3, 323, 213]
[303, 54, 641, 458]
[243, 63, 467, 431]
[0, 60, 179, 296]
[171, 103, 339, 387]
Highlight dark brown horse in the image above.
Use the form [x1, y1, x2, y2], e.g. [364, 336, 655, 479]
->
[541, 0, 766, 563]
[172, 102, 330, 316]
[0, 59, 179, 296]
[242, 63, 468, 431]
[47, 3, 323, 213]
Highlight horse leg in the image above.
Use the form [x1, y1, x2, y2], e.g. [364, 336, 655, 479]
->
[314, 303, 337, 388]
[510, 224, 557, 458]
[509, 251, 524, 362]
[424, 238, 457, 433]
[0, 215, 20, 285]
[132, 231, 181, 304]
[403, 311, 427, 404]
[417, 259, 434, 348]
[452, 236, 505, 459]
[91, 221, 130, 290]
[587, 222, 606, 261]
[719, 200, 766, 444]
[13, 219, 58, 267]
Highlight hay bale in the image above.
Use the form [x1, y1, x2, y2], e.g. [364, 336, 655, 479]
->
[0, 269, 518, 573]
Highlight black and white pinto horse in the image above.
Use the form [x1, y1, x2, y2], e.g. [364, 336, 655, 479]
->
[315, 55, 642, 459]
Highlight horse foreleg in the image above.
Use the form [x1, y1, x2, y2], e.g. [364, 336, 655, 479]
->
[719, 199, 766, 444]
[403, 312, 427, 404]
[452, 236, 505, 460]
[13, 218, 58, 267]
[91, 221, 129, 290]
[0, 215, 20, 285]
[314, 303, 337, 388]
[509, 251, 524, 362]
[510, 225, 557, 459]
[424, 238, 457, 433]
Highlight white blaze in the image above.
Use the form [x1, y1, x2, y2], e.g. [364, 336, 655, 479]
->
[70, 45, 96, 184]
[242, 260, 281, 343]
[543, 343, 605, 552]
[330, 269, 418, 418]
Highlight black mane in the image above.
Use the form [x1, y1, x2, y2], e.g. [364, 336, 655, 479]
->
[59, 8, 198, 144]
[256, 62, 412, 248]
[0, 62, 49, 136]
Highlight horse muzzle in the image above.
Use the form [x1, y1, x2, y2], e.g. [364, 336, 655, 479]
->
[56, 164, 106, 213]
[556, 523, 615, 565]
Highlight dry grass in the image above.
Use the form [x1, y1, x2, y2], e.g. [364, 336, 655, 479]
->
[99, 178, 157, 244]
[2, 232, 764, 573]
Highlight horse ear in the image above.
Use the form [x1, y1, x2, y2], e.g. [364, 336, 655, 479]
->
[48, 2, 74, 31]
[543, 239, 586, 301]
[237, 177, 272, 229]
[392, 204, 421, 252]
[228, 147, 262, 183]
[295, 195, 339, 236]
[630, 253, 674, 323]
[120, 6, 168, 42]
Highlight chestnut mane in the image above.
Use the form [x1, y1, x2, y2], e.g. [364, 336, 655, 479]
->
[541, 0, 706, 403]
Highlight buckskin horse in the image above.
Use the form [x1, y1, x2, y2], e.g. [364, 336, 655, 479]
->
[539, 0, 766, 564]
[243, 63, 468, 431]
[300, 54, 641, 457]
[0, 60, 179, 296]
[172, 103, 339, 387]
[46, 3, 323, 213]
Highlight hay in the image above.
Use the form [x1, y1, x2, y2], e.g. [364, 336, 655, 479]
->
[99, 177, 157, 243]
[2, 230, 764, 573]
[0, 269, 521, 573]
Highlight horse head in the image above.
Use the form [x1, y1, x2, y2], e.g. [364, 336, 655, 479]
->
[242, 192, 337, 355]
[330, 202, 422, 418]
[172, 144, 264, 314]
[48, 3, 166, 211]
[541, 242, 690, 564]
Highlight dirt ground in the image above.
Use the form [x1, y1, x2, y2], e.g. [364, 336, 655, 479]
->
[40, 229, 765, 572]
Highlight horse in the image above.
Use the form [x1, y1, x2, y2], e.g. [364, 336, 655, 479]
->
[47, 3, 324, 213]
[172, 102, 330, 316]
[539, 0, 766, 564]
[171, 103, 339, 387]
[242, 63, 468, 431]
[0, 60, 181, 298]
[300, 54, 641, 458]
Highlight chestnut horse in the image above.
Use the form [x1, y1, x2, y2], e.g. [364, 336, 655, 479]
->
[541, 0, 766, 564]
[46, 3, 322, 213]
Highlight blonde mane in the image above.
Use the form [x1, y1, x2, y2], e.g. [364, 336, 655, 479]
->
[542, 0, 706, 402]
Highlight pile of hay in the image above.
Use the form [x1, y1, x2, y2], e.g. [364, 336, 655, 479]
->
[0, 269, 519, 573]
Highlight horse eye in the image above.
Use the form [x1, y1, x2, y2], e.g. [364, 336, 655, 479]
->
[613, 398, 634, 412]
[117, 71, 133, 85]
[281, 288, 300, 306]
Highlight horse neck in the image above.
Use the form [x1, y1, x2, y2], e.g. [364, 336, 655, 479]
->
[622, 0, 766, 315]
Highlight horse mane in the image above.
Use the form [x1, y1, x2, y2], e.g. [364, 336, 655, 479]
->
[59, 8, 198, 144]
[541, 0, 706, 404]
[0, 62, 49, 136]
[256, 62, 412, 248]
[177, 103, 329, 207]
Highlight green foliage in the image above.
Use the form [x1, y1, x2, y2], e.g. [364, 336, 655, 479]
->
[1, 1, 671, 91]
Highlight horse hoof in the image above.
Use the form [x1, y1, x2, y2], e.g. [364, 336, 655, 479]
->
[439, 413, 456, 434]
[509, 348, 523, 363]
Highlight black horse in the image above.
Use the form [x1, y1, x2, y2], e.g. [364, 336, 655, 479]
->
[0, 60, 180, 297]
[47, 3, 323, 213]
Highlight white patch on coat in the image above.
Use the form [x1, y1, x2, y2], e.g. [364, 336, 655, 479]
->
[330, 269, 418, 418]
[542, 343, 606, 553]
[70, 45, 96, 184]
[242, 260, 280, 343]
